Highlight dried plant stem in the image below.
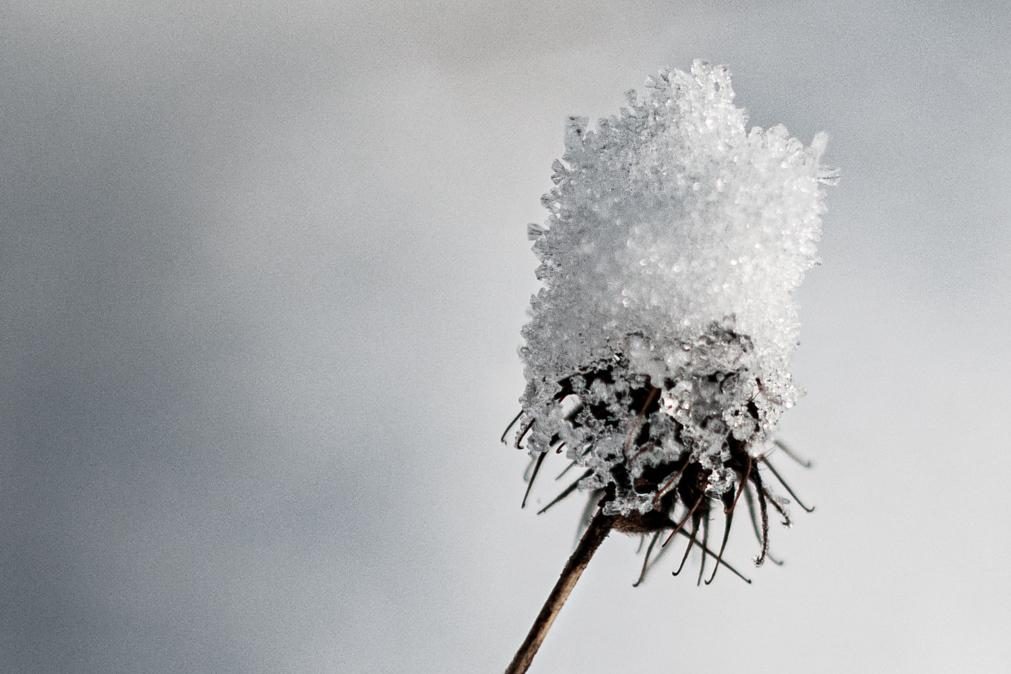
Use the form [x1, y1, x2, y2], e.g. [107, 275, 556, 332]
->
[505, 509, 613, 674]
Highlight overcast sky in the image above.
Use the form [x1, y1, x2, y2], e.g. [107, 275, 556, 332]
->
[2, 2, 1010, 672]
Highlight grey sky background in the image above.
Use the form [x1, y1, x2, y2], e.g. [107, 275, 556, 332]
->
[2, 1, 1009, 672]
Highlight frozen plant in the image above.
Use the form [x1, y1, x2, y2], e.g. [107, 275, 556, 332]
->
[502, 60, 836, 674]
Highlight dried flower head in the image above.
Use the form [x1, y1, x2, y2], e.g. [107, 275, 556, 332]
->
[503, 61, 835, 673]
[505, 60, 836, 589]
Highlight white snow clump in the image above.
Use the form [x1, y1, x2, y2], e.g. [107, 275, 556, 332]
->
[519, 60, 834, 517]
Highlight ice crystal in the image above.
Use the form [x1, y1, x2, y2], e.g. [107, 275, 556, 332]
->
[513, 61, 832, 535]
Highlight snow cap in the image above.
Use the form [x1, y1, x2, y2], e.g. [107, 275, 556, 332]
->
[519, 61, 834, 515]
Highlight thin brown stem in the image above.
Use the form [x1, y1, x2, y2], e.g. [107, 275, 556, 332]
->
[505, 508, 613, 674]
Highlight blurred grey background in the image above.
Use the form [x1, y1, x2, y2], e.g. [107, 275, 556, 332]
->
[2, 1, 1009, 672]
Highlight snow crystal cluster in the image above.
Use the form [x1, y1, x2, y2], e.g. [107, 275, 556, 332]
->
[519, 61, 833, 517]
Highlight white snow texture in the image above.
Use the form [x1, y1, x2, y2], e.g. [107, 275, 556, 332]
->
[519, 60, 833, 516]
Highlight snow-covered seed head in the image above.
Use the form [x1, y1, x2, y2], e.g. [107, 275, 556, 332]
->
[507, 61, 834, 584]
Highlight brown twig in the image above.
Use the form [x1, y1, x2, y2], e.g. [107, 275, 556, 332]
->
[505, 508, 613, 674]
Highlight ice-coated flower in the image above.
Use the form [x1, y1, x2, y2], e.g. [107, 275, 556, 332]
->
[504, 61, 835, 585]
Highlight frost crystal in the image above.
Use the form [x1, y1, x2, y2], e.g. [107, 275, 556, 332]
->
[517, 61, 832, 522]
